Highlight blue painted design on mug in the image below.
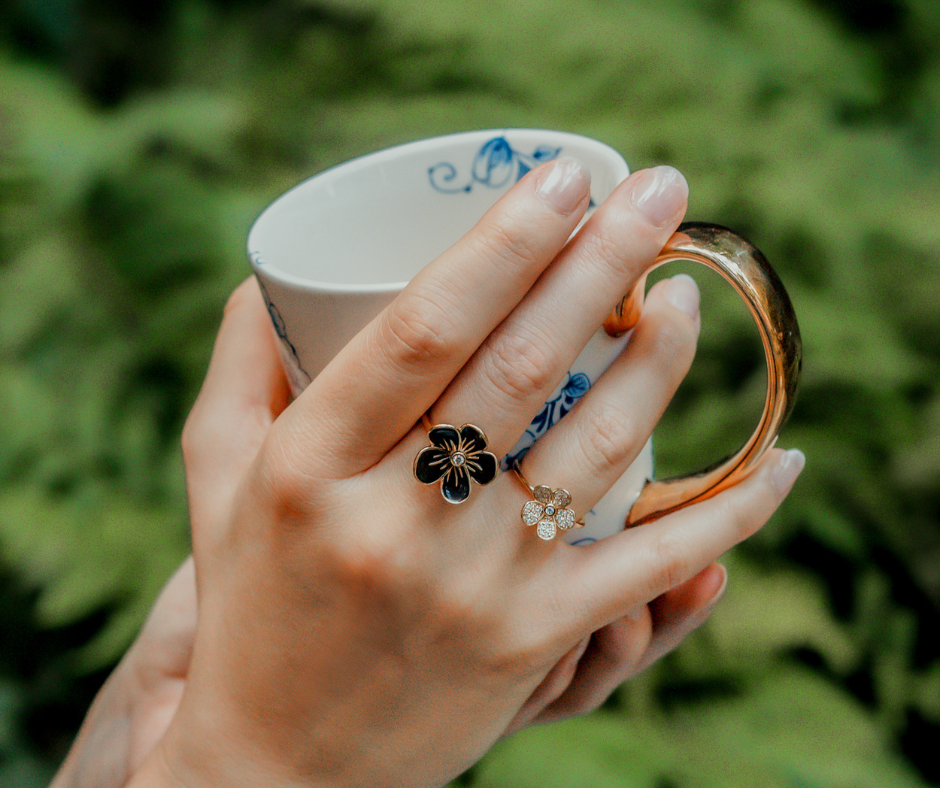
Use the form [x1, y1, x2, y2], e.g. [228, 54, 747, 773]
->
[502, 371, 592, 470]
[255, 277, 312, 386]
[429, 135, 562, 194]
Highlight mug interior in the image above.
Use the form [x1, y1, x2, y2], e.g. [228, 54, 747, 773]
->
[248, 130, 630, 291]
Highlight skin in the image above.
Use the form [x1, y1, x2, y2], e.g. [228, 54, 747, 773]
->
[52, 160, 803, 788]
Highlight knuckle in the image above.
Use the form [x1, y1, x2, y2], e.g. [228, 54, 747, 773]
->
[476, 217, 542, 272]
[180, 405, 213, 473]
[646, 529, 692, 593]
[180, 413, 201, 466]
[253, 441, 320, 521]
[586, 230, 633, 279]
[577, 403, 637, 478]
[326, 527, 419, 593]
[716, 493, 760, 541]
[488, 629, 549, 675]
[482, 329, 556, 405]
[379, 292, 460, 372]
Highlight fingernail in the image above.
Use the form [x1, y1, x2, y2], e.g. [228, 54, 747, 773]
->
[771, 449, 806, 496]
[705, 564, 728, 606]
[664, 273, 700, 318]
[630, 165, 688, 228]
[536, 156, 591, 215]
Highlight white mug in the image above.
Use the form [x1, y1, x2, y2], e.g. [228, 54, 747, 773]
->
[247, 129, 801, 543]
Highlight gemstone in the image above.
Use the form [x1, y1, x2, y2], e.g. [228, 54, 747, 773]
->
[451, 452, 466, 467]
[522, 501, 543, 526]
[534, 486, 553, 504]
[544, 505, 556, 516]
[553, 489, 572, 507]
[556, 508, 575, 530]
[536, 520, 557, 540]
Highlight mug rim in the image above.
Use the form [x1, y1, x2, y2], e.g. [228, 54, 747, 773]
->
[247, 128, 628, 295]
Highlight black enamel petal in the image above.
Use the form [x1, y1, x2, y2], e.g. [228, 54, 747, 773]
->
[414, 446, 450, 484]
[428, 425, 460, 450]
[468, 451, 498, 486]
[459, 424, 489, 454]
[441, 467, 471, 504]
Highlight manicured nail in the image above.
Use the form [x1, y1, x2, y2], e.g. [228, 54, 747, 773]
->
[536, 156, 591, 215]
[664, 273, 700, 318]
[771, 449, 806, 496]
[705, 563, 728, 606]
[631, 165, 688, 228]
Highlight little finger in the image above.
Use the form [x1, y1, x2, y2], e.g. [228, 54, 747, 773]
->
[565, 447, 805, 632]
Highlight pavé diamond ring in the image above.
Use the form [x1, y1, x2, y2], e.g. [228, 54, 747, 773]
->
[511, 465, 585, 541]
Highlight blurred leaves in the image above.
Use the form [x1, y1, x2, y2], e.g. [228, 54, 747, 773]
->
[1, 0, 939, 782]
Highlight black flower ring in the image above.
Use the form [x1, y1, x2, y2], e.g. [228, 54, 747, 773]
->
[413, 423, 499, 504]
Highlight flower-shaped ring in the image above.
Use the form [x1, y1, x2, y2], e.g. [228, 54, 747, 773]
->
[413, 422, 499, 504]
[514, 470, 585, 541]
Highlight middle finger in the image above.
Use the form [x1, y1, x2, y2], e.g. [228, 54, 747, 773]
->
[428, 165, 689, 459]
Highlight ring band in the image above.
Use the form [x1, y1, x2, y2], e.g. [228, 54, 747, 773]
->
[413, 415, 499, 504]
[511, 466, 584, 541]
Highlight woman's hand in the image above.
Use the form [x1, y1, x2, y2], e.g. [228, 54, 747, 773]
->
[50, 559, 196, 788]
[106, 159, 804, 788]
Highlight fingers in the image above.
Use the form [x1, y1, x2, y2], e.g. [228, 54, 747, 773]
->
[522, 564, 726, 725]
[432, 166, 689, 459]
[135, 557, 198, 681]
[531, 610, 652, 725]
[283, 157, 592, 477]
[501, 636, 591, 736]
[563, 447, 804, 632]
[183, 278, 290, 526]
[519, 273, 700, 512]
[633, 562, 727, 675]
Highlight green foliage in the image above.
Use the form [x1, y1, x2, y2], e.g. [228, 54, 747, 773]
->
[1, 0, 938, 782]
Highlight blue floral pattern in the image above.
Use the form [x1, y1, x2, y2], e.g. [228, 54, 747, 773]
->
[429, 136, 562, 194]
[502, 371, 592, 470]
[254, 274, 312, 391]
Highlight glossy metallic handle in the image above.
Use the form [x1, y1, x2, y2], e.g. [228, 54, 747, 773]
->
[604, 222, 802, 527]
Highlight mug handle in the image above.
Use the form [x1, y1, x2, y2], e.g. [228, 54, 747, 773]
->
[603, 222, 802, 527]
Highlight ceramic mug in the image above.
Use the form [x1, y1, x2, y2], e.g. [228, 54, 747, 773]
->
[247, 129, 801, 543]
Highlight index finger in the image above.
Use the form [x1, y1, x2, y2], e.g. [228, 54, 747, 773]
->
[278, 157, 592, 477]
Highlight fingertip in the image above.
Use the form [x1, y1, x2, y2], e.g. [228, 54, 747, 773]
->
[629, 166, 689, 230]
[535, 156, 591, 215]
[770, 448, 806, 497]
[700, 562, 728, 606]
[662, 273, 701, 320]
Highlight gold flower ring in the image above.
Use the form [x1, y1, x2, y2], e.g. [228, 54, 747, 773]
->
[511, 465, 585, 541]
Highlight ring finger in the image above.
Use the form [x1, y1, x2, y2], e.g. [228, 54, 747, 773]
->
[427, 165, 689, 462]
[517, 273, 700, 520]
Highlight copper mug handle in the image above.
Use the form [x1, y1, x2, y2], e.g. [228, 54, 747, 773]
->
[603, 222, 802, 527]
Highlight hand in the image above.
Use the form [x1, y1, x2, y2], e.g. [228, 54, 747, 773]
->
[119, 159, 803, 788]
[50, 558, 196, 788]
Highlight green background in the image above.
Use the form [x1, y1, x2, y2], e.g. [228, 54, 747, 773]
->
[1, 0, 938, 785]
